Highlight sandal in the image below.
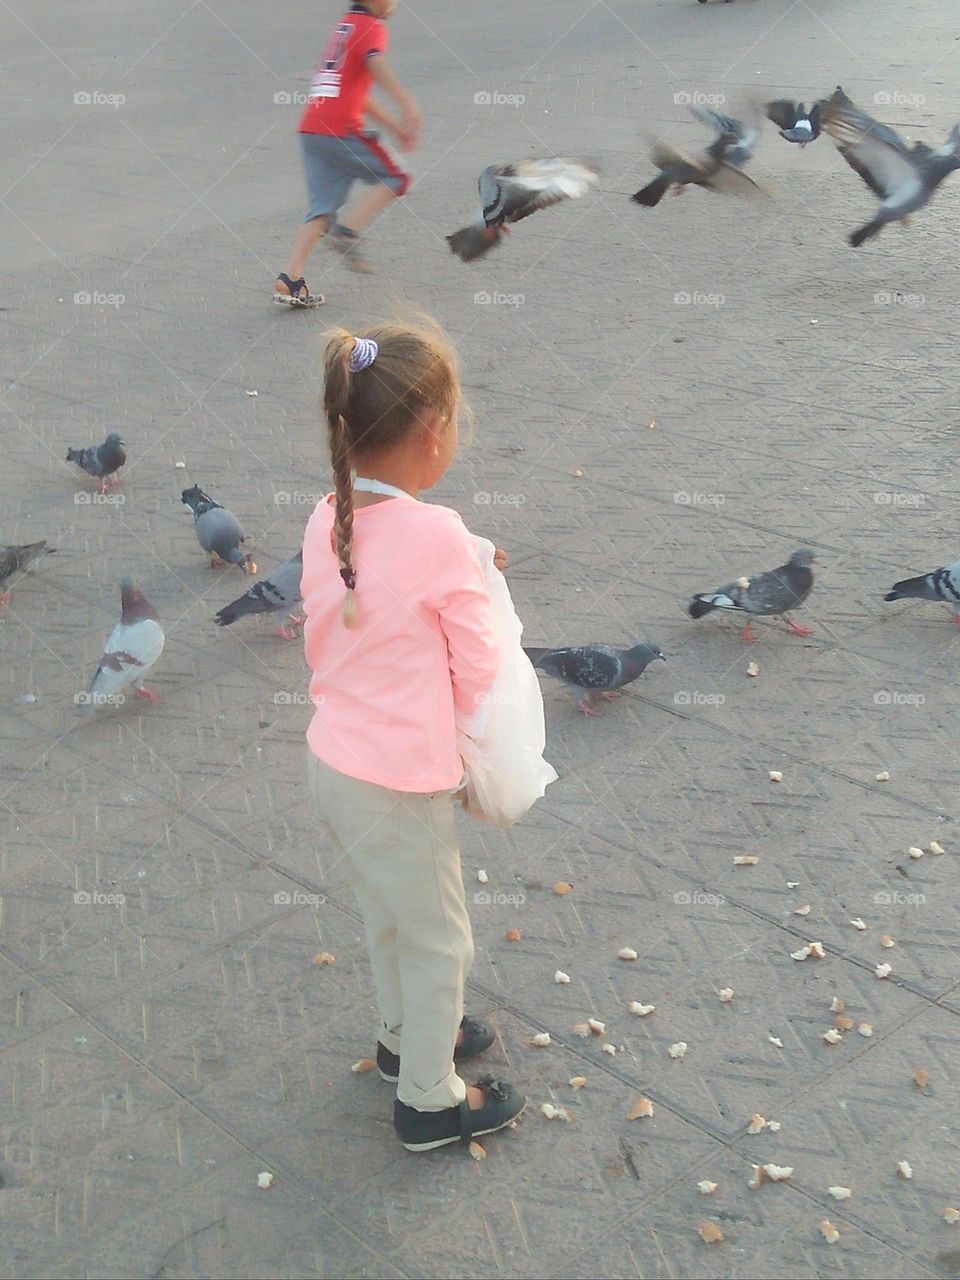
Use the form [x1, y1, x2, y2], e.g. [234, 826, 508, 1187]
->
[273, 273, 324, 308]
[376, 1015, 495, 1083]
[394, 1074, 526, 1152]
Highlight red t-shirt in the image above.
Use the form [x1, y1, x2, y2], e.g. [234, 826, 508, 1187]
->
[299, 5, 387, 137]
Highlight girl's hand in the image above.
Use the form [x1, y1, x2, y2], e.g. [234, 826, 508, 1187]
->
[494, 547, 508, 573]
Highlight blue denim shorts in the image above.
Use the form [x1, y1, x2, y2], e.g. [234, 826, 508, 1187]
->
[299, 131, 410, 221]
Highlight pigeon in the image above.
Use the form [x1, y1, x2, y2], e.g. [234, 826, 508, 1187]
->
[215, 550, 304, 638]
[688, 549, 816, 643]
[181, 485, 256, 573]
[765, 99, 823, 146]
[821, 94, 960, 246]
[524, 642, 665, 716]
[446, 158, 599, 261]
[764, 88, 847, 147]
[81, 578, 164, 710]
[632, 104, 763, 206]
[884, 559, 960, 624]
[66, 433, 126, 492]
[0, 541, 55, 604]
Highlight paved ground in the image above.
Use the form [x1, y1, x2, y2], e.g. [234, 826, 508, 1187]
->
[2, 0, 960, 1276]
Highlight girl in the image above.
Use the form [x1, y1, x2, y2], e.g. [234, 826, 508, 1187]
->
[302, 319, 527, 1151]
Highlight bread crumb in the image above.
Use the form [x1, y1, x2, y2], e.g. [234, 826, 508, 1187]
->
[897, 1160, 913, 1180]
[748, 1165, 766, 1190]
[601, 1042, 617, 1056]
[505, 928, 522, 942]
[587, 1018, 605, 1035]
[554, 970, 571, 984]
[763, 1164, 793, 1182]
[830, 997, 845, 1014]
[808, 941, 825, 958]
[944, 1207, 960, 1223]
[794, 904, 811, 916]
[257, 1171, 274, 1189]
[529, 1032, 552, 1047]
[768, 1035, 784, 1048]
[553, 881, 573, 895]
[875, 963, 892, 979]
[769, 770, 783, 782]
[477, 869, 489, 884]
[313, 952, 336, 965]
[828, 1186, 852, 1200]
[351, 1058, 376, 1074]
[858, 1023, 873, 1037]
[718, 987, 734, 1002]
[908, 846, 925, 860]
[819, 1220, 840, 1244]
[617, 947, 638, 961]
[875, 770, 890, 782]
[929, 840, 945, 855]
[747, 1114, 765, 1134]
[469, 1140, 486, 1160]
[880, 935, 895, 948]
[791, 946, 812, 961]
[629, 1002, 655, 1016]
[569, 1076, 587, 1089]
[734, 855, 760, 865]
[540, 1102, 570, 1121]
[698, 1220, 724, 1243]
[823, 1028, 843, 1045]
[747, 661, 760, 677]
[913, 1068, 929, 1088]
[698, 1180, 718, 1195]
[627, 1096, 654, 1120]
[849, 918, 867, 931]
[668, 1041, 688, 1060]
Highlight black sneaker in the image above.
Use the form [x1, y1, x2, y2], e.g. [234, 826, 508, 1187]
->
[376, 1016, 496, 1083]
[394, 1075, 526, 1152]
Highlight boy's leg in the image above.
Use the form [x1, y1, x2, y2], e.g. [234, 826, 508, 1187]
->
[277, 216, 328, 292]
[337, 182, 398, 238]
[328, 134, 410, 273]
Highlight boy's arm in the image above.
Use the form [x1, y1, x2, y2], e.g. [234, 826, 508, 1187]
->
[368, 54, 421, 149]
[364, 98, 403, 134]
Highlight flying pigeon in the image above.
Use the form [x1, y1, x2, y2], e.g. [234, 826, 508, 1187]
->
[524, 641, 665, 716]
[884, 559, 960, 624]
[81, 578, 164, 711]
[182, 485, 256, 574]
[764, 87, 847, 147]
[821, 94, 960, 246]
[66, 433, 126, 492]
[215, 550, 304, 638]
[688, 549, 816, 642]
[0, 541, 55, 605]
[446, 158, 599, 261]
[632, 104, 763, 207]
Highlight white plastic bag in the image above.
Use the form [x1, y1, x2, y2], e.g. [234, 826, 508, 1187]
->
[456, 536, 558, 826]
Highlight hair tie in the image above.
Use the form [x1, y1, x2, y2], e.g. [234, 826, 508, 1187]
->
[340, 566, 357, 591]
[347, 337, 378, 373]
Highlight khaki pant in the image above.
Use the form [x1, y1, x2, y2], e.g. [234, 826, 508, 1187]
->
[307, 752, 473, 1110]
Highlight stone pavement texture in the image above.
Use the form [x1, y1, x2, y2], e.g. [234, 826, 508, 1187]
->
[1, 0, 960, 1276]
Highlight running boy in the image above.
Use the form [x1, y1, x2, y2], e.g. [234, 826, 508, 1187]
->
[274, 0, 420, 305]
[301, 319, 527, 1150]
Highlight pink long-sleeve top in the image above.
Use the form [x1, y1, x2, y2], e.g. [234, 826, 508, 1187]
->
[301, 494, 500, 792]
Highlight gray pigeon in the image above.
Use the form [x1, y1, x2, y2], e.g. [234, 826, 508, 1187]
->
[524, 641, 665, 716]
[765, 99, 822, 146]
[181, 485, 256, 573]
[884, 558, 960, 623]
[821, 94, 960, 246]
[447, 158, 599, 261]
[0, 541, 55, 603]
[688, 549, 816, 642]
[66, 432, 126, 492]
[633, 104, 763, 206]
[81, 578, 164, 711]
[215, 550, 303, 637]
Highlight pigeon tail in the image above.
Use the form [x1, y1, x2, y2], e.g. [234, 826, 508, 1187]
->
[632, 174, 671, 207]
[688, 596, 719, 620]
[884, 573, 939, 602]
[850, 218, 886, 248]
[446, 225, 499, 261]
[522, 646, 551, 665]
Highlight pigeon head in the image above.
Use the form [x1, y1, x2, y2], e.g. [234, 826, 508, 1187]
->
[120, 577, 159, 624]
[631, 642, 666, 663]
[105, 432, 124, 448]
[789, 548, 816, 569]
[181, 484, 215, 511]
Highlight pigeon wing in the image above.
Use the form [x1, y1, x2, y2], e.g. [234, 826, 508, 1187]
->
[496, 158, 598, 222]
[765, 99, 800, 130]
[822, 103, 918, 198]
[88, 618, 165, 698]
[740, 564, 812, 615]
[700, 162, 766, 196]
[538, 645, 623, 690]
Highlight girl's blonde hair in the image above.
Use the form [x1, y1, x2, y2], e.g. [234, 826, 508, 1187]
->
[323, 318, 463, 627]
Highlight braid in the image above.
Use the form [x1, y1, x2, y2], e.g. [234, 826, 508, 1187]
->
[330, 413, 358, 628]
